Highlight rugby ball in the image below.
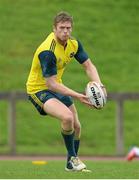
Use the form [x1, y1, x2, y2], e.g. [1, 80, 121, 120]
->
[85, 81, 107, 109]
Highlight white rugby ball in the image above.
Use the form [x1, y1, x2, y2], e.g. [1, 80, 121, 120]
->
[86, 81, 107, 109]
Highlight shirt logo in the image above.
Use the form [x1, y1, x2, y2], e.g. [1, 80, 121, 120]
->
[70, 52, 75, 58]
[40, 93, 47, 101]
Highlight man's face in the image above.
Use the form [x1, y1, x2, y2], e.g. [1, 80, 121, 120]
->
[54, 21, 72, 42]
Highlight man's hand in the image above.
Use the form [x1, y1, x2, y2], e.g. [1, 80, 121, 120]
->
[75, 93, 92, 106]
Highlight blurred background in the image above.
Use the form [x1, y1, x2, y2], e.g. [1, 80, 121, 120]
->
[0, 0, 139, 156]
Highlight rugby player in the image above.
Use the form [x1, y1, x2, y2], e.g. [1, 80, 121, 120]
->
[26, 11, 106, 172]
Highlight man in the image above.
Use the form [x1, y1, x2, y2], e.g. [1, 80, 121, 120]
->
[26, 11, 106, 172]
[127, 146, 139, 161]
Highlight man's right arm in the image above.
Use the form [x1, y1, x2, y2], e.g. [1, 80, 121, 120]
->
[46, 75, 91, 105]
[38, 51, 91, 105]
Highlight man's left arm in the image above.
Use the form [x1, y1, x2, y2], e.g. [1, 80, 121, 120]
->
[82, 59, 102, 85]
[74, 40, 106, 93]
[82, 58, 107, 95]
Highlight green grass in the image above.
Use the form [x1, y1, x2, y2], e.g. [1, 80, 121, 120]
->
[0, 0, 139, 91]
[0, 0, 139, 155]
[0, 160, 139, 179]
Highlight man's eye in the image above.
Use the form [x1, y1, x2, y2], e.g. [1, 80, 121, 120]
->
[60, 27, 71, 30]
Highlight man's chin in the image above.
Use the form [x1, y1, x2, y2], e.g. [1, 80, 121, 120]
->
[62, 36, 69, 41]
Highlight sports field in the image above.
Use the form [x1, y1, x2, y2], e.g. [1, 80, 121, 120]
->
[0, 158, 139, 179]
[0, 0, 139, 178]
[0, 0, 139, 163]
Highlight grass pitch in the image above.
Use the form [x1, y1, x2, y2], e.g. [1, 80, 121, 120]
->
[0, 0, 139, 156]
[0, 160, 139, 179]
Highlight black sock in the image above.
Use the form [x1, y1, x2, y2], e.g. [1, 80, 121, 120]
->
[74, 139, 80, 156]
[61, 129, 76, 160]
[67, 139, 80, 162]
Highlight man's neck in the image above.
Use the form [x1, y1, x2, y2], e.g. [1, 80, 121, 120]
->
[56, 37, 67, 48]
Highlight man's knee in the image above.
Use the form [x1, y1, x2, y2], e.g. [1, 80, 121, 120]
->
[74, 122, 81, 133]
[62, 112, 74, 125]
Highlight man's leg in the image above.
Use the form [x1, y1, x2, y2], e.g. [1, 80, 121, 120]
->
[43, 98, 76, 158]
[43, 98, 86, 171]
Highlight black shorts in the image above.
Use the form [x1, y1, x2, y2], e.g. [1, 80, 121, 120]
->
[28, 89, 73, 115]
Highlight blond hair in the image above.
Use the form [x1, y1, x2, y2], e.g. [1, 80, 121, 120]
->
[53, 11, 73, 27]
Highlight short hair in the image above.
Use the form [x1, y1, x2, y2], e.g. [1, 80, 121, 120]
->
[53, 11, 73, 27]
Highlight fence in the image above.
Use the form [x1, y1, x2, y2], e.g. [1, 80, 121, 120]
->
[1, 91, 139, 156]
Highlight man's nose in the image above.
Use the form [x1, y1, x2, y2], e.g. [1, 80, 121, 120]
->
[64, 28, 68, 33]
